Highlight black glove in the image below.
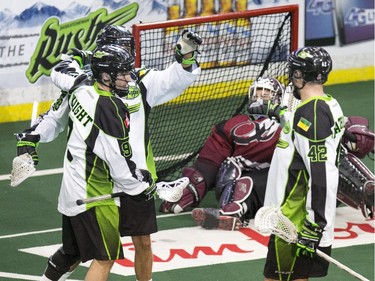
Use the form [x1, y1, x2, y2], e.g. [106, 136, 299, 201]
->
[175, 29, 202, 65]
[69, 73, 89, 93]
[16, 133, 40, 165]
[135, 169, 157, 200]
[70, 47, 92, 69]
[247, 100, 286, 122]
[296, 218, 323, 258]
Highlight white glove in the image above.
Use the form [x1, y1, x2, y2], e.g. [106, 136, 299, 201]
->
[176, 29, 202, 55]
[51, 59, 84, 92]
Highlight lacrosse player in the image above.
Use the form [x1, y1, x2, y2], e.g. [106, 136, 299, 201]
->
[14, 25, 202, 281]
[160, 76, 285, 230]
[41, 45, 154, 281]
[253, 46, 344, 280]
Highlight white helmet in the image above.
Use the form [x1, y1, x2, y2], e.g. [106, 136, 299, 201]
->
[248, 76, 284, 104]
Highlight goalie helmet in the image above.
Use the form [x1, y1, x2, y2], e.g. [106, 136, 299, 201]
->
[96, 25, 135, 56]
[91, 44, 135, 97]
[288, 46, 332, 85]
[248, 77, 284, 119]
[248, 77, 284, 104]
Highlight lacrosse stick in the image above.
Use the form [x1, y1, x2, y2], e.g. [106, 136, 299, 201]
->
[76, 177, 189, 206]
[254, 206, 370, 281]
[9, 102, 40, 187]
[10, 153, 36, 187]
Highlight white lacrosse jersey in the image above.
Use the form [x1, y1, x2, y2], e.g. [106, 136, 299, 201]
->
[120, 62, 200, 179]
[58, 83, 149, 216]
[264, 94, 345, 246]
[37, 60, 200, 181]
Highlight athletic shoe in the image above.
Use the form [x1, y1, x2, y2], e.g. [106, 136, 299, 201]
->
[192, 208, 241, 231]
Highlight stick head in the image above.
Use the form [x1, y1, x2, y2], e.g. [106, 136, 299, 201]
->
[254, 206, 298, 244]
[156, 177, 189, 202]
[10, 153, 36, 187]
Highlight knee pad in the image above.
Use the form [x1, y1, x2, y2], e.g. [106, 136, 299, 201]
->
[44, 247, 80, 281]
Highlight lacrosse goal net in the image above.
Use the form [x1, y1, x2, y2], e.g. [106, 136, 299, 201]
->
[132, 5, 298, 181]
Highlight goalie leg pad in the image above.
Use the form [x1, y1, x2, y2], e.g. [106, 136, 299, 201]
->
[159, 167, 206, 214]
[337, 151, 375, 218]
[217, 180, 236, 208]
[44, 247, 80, 281]
[232, 176, 253, 202]
[191, 208, 241, 231]
[215, 157, 242, 201]
[361, 180, 375, 219]
[220, 176, 253, 216]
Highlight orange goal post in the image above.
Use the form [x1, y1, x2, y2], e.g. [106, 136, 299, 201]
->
[132, 5, 299, 181]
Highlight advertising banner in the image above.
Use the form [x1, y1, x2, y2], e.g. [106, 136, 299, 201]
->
[335, 0, 375, 45]
[0, 0, 373, 123]
[0, 0, 290, 122]
[0, 1, 166, 110]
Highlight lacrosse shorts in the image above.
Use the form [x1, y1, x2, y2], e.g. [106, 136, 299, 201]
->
[61, 205, 124, 263]
[119, 193, 158, 236]
[264, 234, 331, 280]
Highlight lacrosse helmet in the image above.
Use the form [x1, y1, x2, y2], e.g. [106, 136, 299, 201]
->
[288, 46, 332, 87]
[248, 76, 284, 104]
[91, 44, 135, 97]
[96, 25, 135, 57]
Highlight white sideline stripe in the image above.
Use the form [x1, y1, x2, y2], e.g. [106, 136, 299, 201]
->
[0, 228, 62, 240]
[0, 212, 191, 240]
[0, 271, 82, 281]
[0, 153, 193, 182]
[0, 168, 63, 181]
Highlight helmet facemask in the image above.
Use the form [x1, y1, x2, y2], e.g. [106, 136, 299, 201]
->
[248, 77, 284, 119]
[100, 70, 136, 98]
[91, 44, 136, 97]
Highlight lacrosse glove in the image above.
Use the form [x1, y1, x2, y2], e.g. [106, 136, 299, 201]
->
[135, 169, 157, 200]
[296, 218, 323, 258]
[247, 100, 286, 122]
[71, 47, 92, 69]
[16, 133, 40, 165]
[175, 29, 202, 65]
[343, 116, 375, 159]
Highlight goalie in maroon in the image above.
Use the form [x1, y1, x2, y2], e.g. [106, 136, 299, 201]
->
[160, 76, 285, 229]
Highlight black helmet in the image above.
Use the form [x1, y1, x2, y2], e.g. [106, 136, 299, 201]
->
[96, 25, 135, 57]
[91, 44, 135, 96]
[288, 46, 332, 85]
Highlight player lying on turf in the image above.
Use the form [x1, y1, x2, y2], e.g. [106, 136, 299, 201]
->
[159, 76, 375, 230]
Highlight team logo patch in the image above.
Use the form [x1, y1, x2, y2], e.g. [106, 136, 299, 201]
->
[297, 117, 311, 132]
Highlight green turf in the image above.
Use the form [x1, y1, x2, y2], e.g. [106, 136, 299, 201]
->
[0, 80, 373, 281]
